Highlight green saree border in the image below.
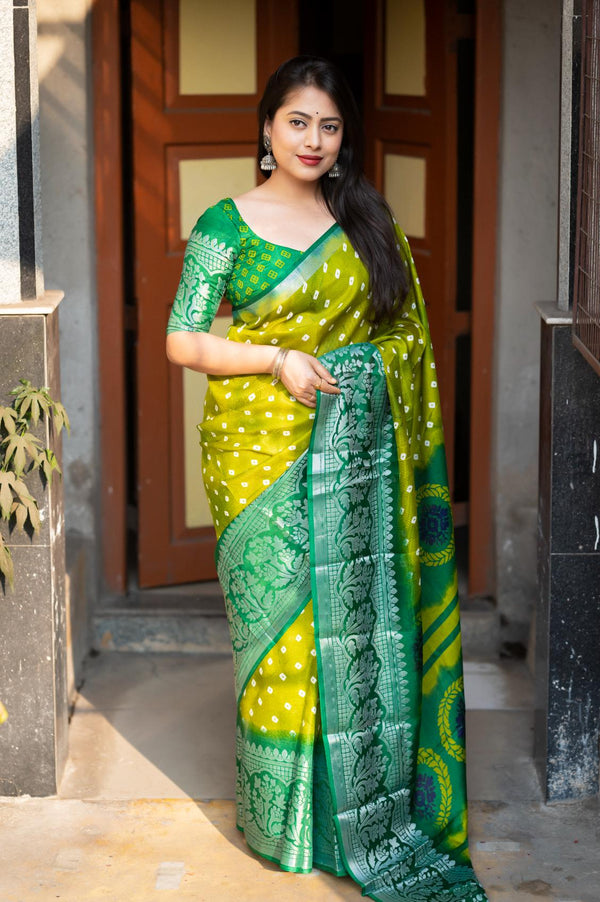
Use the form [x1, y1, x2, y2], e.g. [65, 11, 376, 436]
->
[214, 336, 486, 899]
[216, 450, 312, 702]
[307, 342, 487, 902]
[226, 197, 340, 262]
[231, 227, 345, 315]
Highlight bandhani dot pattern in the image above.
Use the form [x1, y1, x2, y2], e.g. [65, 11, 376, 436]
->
[167, 200, 488, 900]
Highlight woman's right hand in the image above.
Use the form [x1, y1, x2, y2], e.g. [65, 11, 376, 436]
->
[278, 349, 341, 408]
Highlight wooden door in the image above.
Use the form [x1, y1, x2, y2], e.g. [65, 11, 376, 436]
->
[130, 1, 297, 587]
[363, 0, 474, 527]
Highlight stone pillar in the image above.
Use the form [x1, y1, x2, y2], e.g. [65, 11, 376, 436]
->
[0, 0, 67, 795]
[0, 0, 44, 302]
[535, 304, 600, 800]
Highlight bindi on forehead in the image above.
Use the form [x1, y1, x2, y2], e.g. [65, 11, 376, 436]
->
[286, 108, 342, 123]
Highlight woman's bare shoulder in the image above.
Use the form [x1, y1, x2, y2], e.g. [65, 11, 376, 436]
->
[231, 185, 274, 211]
[231, 185, 265, 203]
[230, 185, 282, 230]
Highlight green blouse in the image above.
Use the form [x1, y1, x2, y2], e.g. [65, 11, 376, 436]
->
[167, 198, 304, 334]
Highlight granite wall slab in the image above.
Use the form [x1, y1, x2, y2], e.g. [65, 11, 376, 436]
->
[0, 298, 67, 795]
[535, 316, 600, 800]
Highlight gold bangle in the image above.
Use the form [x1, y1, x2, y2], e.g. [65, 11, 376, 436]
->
[272, 348, 290, 382]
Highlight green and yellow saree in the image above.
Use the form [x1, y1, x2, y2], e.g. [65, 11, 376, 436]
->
[168, 199, 487, 901]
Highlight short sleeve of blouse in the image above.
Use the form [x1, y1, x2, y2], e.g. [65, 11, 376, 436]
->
[166, 202, 240, 334]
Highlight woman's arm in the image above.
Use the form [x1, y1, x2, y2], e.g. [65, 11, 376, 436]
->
[166, 330, 277, 375]
[166, 330, 340, 408]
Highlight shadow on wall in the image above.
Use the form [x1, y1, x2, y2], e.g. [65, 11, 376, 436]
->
[36, 10, 100, 692]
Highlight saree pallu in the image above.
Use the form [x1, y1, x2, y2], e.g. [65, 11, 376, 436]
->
[200, 228, 487, 902]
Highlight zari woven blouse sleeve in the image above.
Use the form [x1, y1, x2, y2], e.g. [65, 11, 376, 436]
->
[167, 201, 240, 334]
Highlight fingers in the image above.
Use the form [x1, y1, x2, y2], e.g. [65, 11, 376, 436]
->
[299, 372, 341, 405]
[313, 361, 340, 389]
[292, 394, 316, 408]
[312, 372, 341, 396]
[317, 378, 341, 396]
[291, 382, 319, 408]
[296, 376, 339, 408]
[279, 350, 341, 406]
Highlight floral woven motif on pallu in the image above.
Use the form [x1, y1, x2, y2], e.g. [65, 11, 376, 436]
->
[170, 199, 487, 900]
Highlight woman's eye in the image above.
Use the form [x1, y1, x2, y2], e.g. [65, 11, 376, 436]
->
[290, 119, 306, 127]
[323, 124, 339, 133]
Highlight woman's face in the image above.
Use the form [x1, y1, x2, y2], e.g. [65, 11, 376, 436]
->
[265, 84, 343, 184]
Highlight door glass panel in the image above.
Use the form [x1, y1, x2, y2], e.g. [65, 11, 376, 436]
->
[384, 154, 426, 238]
[179, 0, 257, 95]
[385, 0, 426, 96]
[183, 316, 232, 529]
[179, 157, 256, 238]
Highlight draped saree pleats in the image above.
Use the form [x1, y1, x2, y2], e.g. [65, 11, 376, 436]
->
[171, 199, 487, 901]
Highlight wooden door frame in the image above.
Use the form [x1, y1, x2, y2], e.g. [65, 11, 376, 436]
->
[93, 0, 127, 594]
[92, 0, 501, 598]
[469, 0, 501, 597]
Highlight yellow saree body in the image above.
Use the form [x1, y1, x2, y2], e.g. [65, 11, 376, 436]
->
[168, 199, 487, 901]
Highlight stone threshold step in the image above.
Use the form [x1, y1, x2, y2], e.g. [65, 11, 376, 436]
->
[93, 608, 231, 654]
[93, 595, 500, 657]
[94, 584, 229, 653]
[460, 598, 501, 659]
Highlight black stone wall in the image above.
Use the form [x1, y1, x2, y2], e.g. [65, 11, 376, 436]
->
[0, 305, 67, 795]
[536, 319, 600, 800]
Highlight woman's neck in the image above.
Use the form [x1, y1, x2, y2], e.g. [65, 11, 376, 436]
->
[262, 171, 324, 208]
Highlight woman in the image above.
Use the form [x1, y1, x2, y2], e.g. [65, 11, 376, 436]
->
[167, 56, 487, 902]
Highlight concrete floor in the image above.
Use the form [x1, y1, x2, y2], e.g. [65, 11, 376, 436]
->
[1, 653, 599, 901]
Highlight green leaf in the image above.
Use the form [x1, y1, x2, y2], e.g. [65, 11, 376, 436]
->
[1, 432, 43, 475]
[51, 401, 70, 436]
[24, 497, 40, 532]
[0, 381, 68, 586]
[30, 397, 40, 426]
[11, 378, 32, 396]
[10, 379, 32, 405]
[11, 383, 51, 425]
[41, 449, 61, 485]
[11, 476, 34, 503]
[0, 406, 18, 435]
[0, 471, 16, 520]
[16, 394, 31, 419]
[0, 533, 13, 589]
[11, 500, 28, 532]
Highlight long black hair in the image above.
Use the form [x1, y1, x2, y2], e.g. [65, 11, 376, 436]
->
[258, 56, 409, 325]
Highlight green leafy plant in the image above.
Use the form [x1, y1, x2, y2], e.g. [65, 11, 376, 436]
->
[0, 380, 69, 589]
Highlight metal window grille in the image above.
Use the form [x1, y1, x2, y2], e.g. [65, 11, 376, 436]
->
[574, 0, 600, 374]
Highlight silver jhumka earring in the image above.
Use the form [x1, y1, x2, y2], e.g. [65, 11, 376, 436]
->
[328, 160, 342, 178]
[260, 135, 277, 171]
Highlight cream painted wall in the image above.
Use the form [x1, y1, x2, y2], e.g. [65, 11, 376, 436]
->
[493, 0, 562, 642]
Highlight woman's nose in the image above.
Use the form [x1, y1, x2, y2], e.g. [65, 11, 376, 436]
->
[304, 123, 321, 148]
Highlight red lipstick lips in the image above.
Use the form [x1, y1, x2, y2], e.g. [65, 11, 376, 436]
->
[297, 155, 323, 166]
